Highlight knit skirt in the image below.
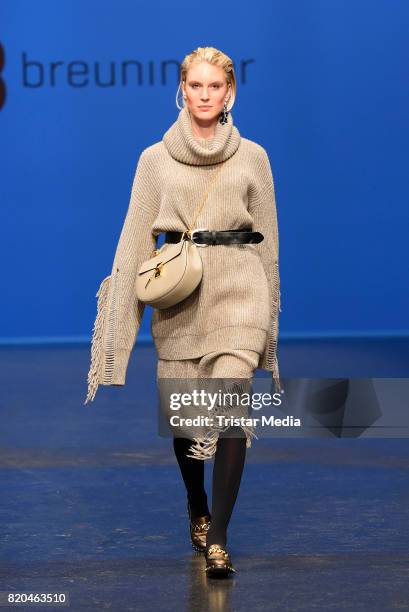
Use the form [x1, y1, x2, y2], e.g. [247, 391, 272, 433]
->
[156, 349, 260, 460]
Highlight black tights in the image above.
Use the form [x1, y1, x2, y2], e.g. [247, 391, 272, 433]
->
[173, 426, 247, 549]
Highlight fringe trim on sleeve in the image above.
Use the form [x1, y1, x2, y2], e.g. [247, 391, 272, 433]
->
[264, 259, 282, 394]
[84, 275, 111, 405]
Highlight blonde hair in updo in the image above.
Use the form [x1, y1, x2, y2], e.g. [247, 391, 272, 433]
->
[175, 46, 237, 111]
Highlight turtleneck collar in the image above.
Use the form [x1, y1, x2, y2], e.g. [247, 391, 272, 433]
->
[162, 105, 241, 166]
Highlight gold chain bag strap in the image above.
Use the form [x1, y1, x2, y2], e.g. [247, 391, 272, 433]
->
[135, 160, 226, 309]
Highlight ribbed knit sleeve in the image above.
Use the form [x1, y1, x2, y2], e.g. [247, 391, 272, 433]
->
[84, 150, 159, 404]
[248, 147, 282, 393]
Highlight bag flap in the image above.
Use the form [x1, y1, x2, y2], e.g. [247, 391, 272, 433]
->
[137, 239, 187, 275]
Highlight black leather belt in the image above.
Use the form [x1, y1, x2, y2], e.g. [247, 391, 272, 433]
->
[164, 229, 264, 247]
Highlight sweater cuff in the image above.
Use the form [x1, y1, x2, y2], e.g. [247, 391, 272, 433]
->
[110, 348, 132, 385]
[258, 350, 272, 371]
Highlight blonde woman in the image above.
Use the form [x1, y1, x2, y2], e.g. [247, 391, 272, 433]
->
[85, 46, 281, 577]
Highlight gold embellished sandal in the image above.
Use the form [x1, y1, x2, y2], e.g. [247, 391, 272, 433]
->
[187, 499, 211, 553]
[205, 544, 236, 576]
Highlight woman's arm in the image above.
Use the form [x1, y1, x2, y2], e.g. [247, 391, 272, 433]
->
[248, 147, 282, 393]
[84, 149, 159, 404]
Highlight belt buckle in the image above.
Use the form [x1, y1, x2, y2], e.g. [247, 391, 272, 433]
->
[190, 227, 209, 247]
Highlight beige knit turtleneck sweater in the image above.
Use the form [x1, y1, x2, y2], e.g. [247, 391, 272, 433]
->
[84, 106, 281, 404]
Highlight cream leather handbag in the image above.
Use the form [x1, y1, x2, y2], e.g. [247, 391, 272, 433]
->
[135, 161, 226, 309]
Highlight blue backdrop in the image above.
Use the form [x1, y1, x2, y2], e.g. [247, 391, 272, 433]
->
[1, 0, 408, 343]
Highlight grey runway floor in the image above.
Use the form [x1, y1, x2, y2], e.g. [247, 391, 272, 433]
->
[0, 341, 408, 611]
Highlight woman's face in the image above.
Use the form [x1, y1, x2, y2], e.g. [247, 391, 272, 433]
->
[182, 61, 231, 124]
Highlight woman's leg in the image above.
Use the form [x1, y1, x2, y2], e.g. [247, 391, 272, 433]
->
[157, 357, 210, 519]
[197, 350, 260, 549]
[206, 427, 247, 548]
[173, 437, 210, 518]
